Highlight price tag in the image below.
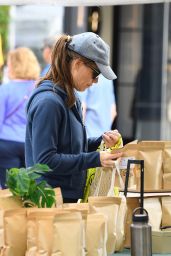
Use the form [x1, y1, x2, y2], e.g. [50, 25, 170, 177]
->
[119, 157, 135, 169]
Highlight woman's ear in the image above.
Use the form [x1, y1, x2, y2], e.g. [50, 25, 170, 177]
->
[71, 58, 83, 81]
[72, 58, 82, 71]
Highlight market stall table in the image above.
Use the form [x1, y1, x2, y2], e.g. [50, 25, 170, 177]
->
[113, 249, 171, 255]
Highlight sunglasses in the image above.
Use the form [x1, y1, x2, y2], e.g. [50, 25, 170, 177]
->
[86, 63, 101, 79]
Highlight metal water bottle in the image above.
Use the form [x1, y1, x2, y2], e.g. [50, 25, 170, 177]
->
[131, 207, 152, 256]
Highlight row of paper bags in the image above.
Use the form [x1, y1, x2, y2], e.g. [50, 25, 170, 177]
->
[1, 193, 171, 255]
[1, 191, 171, 255]
[0, 194, 126, 256]
[110, 140, 171, 191]
[88, 141, 171, 199]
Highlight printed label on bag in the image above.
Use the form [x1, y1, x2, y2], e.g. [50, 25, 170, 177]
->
[119, 157, 135, 169]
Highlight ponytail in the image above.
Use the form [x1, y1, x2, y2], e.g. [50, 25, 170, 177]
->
[37, 34, 94, 107]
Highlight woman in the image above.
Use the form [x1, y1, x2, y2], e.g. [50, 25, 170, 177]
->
[25, 32, 122, 202]
[0, 47, 40, 188]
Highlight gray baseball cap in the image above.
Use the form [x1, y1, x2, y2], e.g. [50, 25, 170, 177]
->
[67, 32, 117, 80]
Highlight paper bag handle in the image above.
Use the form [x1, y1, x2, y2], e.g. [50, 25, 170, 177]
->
[107, 160, 124, 197]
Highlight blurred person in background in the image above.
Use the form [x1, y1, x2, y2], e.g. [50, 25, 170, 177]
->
[77, 74, 117, 138]
[41, 36, 57, 76]
[130, 69, 142, 139]
[0, 34, 4, 85]
[0, 47, 40, 188]
[25, 32, 122, 203]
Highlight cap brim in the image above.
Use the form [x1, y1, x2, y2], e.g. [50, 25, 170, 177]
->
[96, 63, 117, 80]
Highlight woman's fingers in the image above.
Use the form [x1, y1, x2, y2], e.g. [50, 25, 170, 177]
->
[102, 132, 121, 148]
[100, 151, 122, 168]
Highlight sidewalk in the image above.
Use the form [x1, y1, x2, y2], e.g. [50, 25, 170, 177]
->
[113, 249, 170, 255]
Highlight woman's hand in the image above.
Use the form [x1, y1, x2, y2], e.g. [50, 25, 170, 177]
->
[100, 151, 122, 168]
[102, 129, 121, 148]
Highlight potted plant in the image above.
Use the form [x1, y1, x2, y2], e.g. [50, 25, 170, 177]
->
[6, 164, 56, 208]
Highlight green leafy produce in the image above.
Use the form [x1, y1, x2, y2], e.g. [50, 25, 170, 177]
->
[6, 164, 56, 208]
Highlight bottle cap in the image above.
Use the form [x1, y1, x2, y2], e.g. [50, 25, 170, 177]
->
[132, 213, 149, 222]
[132, 207, 149, 223]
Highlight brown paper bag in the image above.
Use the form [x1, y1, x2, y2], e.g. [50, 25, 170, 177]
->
[0, 189, 12, 197]
[62, 206, 87, 252]
[37, 213, 57, 255]
[2, 209, 27, 256]
[139, 141, 171, 190]
[88, 196, 121, 254]
[124, 193, 170, 248]
[161, 196, 171, 228]
[54, 187, 63, 208]
[104, 167, 127, 252]
[144, 197, 162, 231]
[26, 208, 68, 256]
[52, 212, 85, 256]
[137, 142, 164, 190]
[0, 196, 23, 210]
[63, 202, 89, 212]
[163, 173, 171, 190]
[152, 230, 171, 253]
[118, 144, 139, 190]
[62, 203, 89, 232]
[115, 195, 127, 252]
[0, 194, 23, 253]
[26, 213, 37, 256]
[0, 210, 4, 253]
[63, 204, 110, 256]
[27, 211, 55, 256]
[63, 203, 96, 255]
[163, 141, 171, 174]
[124, 197, 140, 248]
[86, 213, 107, 256]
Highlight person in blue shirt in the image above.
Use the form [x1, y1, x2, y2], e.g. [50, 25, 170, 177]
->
[0, 47, 40, 188]
[77, 75, 117, 137]
[25, 32, 122, 202]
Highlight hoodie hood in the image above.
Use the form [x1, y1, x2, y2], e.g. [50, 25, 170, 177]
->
[26, 80, 67, 113]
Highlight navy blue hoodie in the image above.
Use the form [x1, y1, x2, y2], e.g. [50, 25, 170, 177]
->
[25, 80, 102, 199]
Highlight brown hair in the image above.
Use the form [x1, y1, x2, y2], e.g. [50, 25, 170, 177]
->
[37, 34, 97, 107]
[8, 47, 40, 80]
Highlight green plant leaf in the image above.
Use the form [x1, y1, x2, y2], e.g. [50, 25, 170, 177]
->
[6, 168, 21, 196]
[27, 164, 52, 174]
[27, 172, 42, 180]
[7, 168, 30, 197]
[40, 186, 56, 208]
[6, 164, 56, 208]
[29, 181, 56, 208]
[16, 170, 30, 195]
